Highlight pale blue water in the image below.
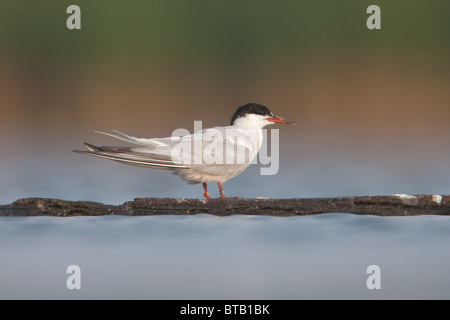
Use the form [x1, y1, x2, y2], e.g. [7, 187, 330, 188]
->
[2, 136, 450, 299]
[3, 135, 450, 204]
[1, 214, 450, 299]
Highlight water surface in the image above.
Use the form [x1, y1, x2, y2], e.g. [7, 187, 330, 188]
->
[1, 213, 449, 299]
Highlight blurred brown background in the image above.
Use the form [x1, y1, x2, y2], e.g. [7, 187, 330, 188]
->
[1, 1, 450, 203]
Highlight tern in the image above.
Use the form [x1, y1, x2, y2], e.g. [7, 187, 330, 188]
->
[73, 103, 294, 199]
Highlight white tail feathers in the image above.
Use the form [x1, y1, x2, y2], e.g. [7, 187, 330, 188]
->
[94, 130, 168, 147]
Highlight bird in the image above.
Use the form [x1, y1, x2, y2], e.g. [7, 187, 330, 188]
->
[73, 103, 295, 199]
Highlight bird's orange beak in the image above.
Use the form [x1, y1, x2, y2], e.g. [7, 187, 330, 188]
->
[267, 115, 295, 125]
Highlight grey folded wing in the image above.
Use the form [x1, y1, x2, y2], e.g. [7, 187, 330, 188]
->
[73, 143, 189, 170]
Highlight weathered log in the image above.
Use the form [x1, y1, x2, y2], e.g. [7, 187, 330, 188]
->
[0, 194, 449, 217]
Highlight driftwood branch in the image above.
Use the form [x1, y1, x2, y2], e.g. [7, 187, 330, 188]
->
[1, 194, 449, 217]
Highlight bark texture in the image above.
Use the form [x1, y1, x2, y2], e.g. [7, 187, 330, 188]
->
[1, 194, 449, 217]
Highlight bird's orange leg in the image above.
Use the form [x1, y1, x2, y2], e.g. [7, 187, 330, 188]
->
[217, 182, 226, 199]
[202, 183, 211, 200]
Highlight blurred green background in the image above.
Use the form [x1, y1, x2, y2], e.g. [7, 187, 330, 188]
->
[1, 0, 449, 134]
[1, 1, 450, 201]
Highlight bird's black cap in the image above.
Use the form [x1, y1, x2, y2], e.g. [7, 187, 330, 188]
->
[230, 103, 273, 125]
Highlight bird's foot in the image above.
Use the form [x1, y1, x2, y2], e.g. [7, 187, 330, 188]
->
[217, 182, 226, 199]
[202, 183, 211, 200]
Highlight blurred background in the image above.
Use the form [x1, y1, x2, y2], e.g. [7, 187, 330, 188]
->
[1, 0, 450, 204]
